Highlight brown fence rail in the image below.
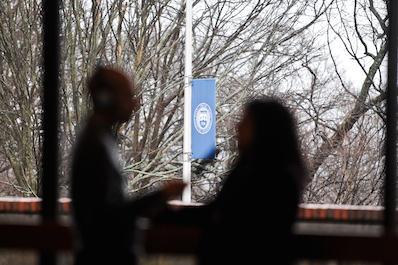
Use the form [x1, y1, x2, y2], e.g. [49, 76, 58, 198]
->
[0, 198, 387, 222]
[1, 198, 398, 263]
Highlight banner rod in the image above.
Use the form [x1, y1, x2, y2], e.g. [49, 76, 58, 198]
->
[183, 0, 192, 203]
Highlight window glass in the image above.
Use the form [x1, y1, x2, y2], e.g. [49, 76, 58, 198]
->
[0, 0, 392, 264]
[0, 1, 389, 207]
[57, 0, 388, 206]
[0, 0, 42, 197]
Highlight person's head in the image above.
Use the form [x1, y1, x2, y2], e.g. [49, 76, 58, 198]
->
[237, 98, 301, 164]
[88, 67, 138, 124]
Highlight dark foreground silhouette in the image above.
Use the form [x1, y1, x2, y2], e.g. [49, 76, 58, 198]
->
[159, 98, 306, 265]
[71, 67, 184, 265]
[200, 98, 305, 264]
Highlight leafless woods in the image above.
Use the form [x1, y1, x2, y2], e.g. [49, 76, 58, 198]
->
[0, 0, 388, 206]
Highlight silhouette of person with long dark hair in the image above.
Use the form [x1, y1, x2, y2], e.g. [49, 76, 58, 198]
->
[196, 98, 306, 265]
[71, 67, 185, 265]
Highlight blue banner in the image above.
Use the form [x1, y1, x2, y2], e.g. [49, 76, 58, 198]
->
[191, 79, 216, 159]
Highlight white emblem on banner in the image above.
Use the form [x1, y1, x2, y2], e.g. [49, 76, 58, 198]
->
[194, 103, 212, 134]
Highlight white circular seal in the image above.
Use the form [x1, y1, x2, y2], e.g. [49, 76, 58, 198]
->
[194, 103, 212, 134]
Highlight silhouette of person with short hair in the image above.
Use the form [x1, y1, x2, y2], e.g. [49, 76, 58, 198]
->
[71, 67, 185, 265]
[196, 98, 306, 265]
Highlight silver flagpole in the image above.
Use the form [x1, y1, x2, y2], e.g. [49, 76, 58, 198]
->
[183, 0, 192, 203]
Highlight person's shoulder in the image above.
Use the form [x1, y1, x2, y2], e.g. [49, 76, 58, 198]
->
[75, 124, 98, 148]
[73, 121, 109, 160]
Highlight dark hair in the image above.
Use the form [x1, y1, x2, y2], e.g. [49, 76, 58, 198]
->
[88, 66, 134, 111]
[239, 98, 306, 185]
[246, 99, 299, 159]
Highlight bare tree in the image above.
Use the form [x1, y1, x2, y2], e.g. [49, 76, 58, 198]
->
[297, 0, 387, 205]
[1, 0, 388, 206]
[0, 0, 42, 197]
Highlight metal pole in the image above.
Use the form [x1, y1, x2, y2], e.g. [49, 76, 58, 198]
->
[385, 0, 397, 236]
[183, 0, 192, 203]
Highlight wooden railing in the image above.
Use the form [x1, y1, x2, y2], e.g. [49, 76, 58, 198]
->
[0, 198, 387, 222]
[0, 198, 398, 263]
